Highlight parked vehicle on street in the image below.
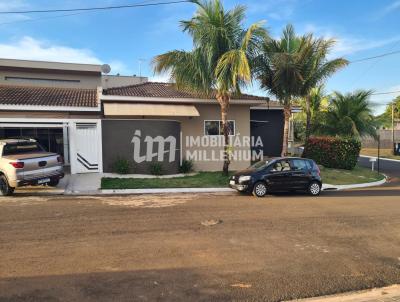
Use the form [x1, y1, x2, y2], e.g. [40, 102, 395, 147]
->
[0, 139, 64, 196]
[229, 157, 322, 197]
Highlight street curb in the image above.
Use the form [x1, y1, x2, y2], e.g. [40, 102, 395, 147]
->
[99, 187, 236, 195]
[322, 176, 387, 191]
[284, 284, 400, 301]
[65, 177, 387, 196]
[360, 155, 400, 163]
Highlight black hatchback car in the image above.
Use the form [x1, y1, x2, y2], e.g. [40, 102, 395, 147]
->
[229, 157, 322, 197]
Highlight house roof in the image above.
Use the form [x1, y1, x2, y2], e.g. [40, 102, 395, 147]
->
[0, 85, 99, 107]
[103, 82, 270, 102]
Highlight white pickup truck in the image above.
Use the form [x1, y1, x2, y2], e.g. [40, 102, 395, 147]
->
[0, 139, 64, 196]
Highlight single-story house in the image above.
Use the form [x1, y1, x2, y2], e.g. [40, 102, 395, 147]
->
[0, 58, 297, 174]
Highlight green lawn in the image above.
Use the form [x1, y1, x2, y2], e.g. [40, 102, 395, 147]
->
[101, 166, 384, 189]
[319, 165, 384, 185]
[102, 172, 233, 190]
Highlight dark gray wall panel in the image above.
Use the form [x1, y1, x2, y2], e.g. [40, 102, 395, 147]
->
[102, 120, 181, 174]
[250, 110, 284, 157]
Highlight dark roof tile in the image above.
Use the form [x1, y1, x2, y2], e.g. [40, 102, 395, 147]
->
[104, 82, 269, 101]
[0, 85, 98, 107]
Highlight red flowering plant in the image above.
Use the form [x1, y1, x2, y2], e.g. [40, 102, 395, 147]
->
[302, 136, 361, 170]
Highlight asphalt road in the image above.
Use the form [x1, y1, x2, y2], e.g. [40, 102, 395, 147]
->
[358, 156, 400, 178]
[1, 181, 400, 302]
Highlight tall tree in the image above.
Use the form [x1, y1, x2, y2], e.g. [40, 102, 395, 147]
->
[322, 90, 377, 138]
[295, 85, 328, 140]
[152, 0, 267, 174]
[300, 38, 348, 142]
[255, 25, 316, 156]
[376, 96, 400, 128]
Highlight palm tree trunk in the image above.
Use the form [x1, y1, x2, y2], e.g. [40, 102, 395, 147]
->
[217, 94, 230, 175]
[281, 102, 291, 157]
[305, 94, 311, 142]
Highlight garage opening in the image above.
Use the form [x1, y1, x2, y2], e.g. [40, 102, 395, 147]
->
[0, 125, 69, 164]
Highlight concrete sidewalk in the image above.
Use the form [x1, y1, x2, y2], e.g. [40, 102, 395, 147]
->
[12, 171, 387, 196]
[287, 285, 400, 302]
[64, 172, 387, 195]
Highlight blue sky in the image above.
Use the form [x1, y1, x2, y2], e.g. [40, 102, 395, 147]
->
[0, 0, 399, 114]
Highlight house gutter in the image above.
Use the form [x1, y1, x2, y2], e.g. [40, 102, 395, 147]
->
[100, 94, 268, 105]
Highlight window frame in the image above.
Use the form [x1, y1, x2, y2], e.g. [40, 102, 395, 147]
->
[203, 120, 236, 136]
[291, 159, 309, 171]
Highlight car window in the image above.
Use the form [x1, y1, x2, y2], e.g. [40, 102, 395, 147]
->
[292, 159, 309, 171]
[250, 160, 270, 170]
[2, 142, 43, 156]
[271, 160, 291, 172]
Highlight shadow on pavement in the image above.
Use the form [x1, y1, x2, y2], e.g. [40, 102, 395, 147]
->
[1, 267, 399, 302]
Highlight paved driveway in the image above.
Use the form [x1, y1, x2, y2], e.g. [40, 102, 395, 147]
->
[1, 184, 400, 302]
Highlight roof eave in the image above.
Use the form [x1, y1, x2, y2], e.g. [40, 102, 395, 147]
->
[100, 94, 268, 105]
[0, 104, 101, 112]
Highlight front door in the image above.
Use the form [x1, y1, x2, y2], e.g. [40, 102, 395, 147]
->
[266, 159, 293, 191]
[74, 123, 100, 173]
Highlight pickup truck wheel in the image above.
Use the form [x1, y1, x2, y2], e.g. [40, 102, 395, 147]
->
[48, 179, 60, 187]
[0, 175, 14, 196]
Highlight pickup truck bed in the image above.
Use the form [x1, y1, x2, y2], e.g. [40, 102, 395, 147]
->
[0, 140, 64, 195]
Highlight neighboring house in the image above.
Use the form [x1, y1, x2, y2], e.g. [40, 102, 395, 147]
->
[0, 58, 297, 175]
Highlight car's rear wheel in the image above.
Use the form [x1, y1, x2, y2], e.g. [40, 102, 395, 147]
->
[0, 175, 14, 196]
[308, 181, 321, 196]
[252, 181, 267, 197]
[48, 179, 60, 187]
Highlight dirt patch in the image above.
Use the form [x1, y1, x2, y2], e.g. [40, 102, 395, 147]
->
[100, 194, 198, 208]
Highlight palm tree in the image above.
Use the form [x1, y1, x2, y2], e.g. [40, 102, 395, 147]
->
[255, 24, 316, 156]
[295, 85, 328, 139]
[152, 0, 267, 174]
[322, 90, 377, 138]
[300, 38, 348, 142]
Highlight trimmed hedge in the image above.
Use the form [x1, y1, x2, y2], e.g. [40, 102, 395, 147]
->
[303, 136, 361, 170]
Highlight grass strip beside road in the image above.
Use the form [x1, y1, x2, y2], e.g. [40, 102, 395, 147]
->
[361, 148, 400, 160]
[102, 172, 232, 189]
[101, 166, 384, 189]
[319, 165, 384, 185]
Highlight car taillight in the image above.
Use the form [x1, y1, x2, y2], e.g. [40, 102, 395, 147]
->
[10, 162, 24, 169]
[315, 164, 321, 176]
[57, 156, 63, 164]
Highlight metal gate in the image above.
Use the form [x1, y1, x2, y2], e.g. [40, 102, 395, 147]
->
[73, 123, 101, 173]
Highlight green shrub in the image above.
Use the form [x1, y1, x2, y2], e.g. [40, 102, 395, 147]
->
[303, 136, 361, 170]
[179, 159, 194, 174]
[149, 162, 163, 175]
[112, 158, 132, 174]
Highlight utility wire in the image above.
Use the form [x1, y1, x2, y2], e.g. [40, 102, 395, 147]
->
[349, 49, 400, 63]
[371, 90, 400, 96]
[0, 12, 88, 27]
[0, 1, 190, 14]
[0, 0, 161, 27]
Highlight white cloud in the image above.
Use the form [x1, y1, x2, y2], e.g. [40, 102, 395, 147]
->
[246, 0, 299, 21]
[0, 0, 31, 24]
[370, 84, 400, 114]
[331, 35, 400, 57]
[302, 24, 400, 58]
[0, 36, 102, 64]
[374, 0, 400, 19]
[149, 74, 172, 83]
[108, 60, 132, 75]
[0, 36, 133, 76]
